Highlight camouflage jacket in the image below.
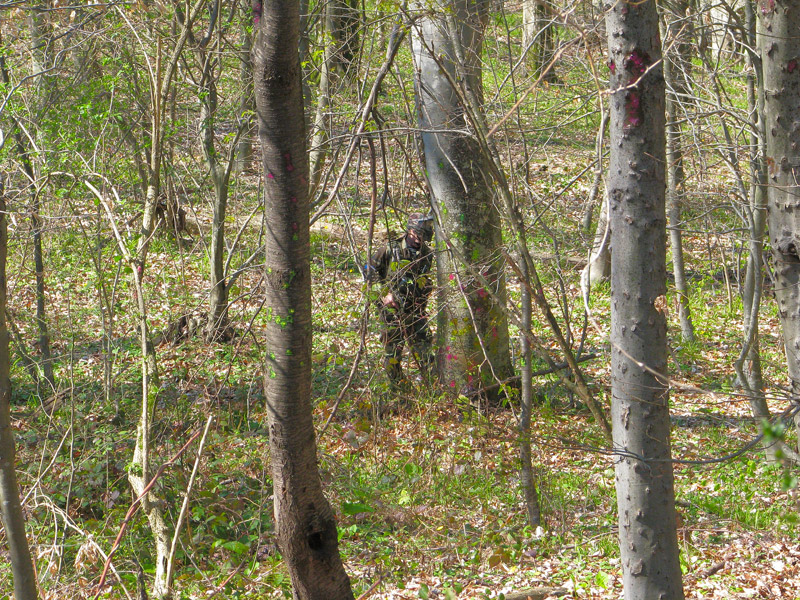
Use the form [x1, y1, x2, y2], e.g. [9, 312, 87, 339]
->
[367, 236, 433, 313]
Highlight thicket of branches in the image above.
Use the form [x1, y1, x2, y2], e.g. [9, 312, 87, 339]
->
[0, 0, 798, 598]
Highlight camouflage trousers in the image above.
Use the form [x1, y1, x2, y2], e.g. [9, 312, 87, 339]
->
[380, 308, 433, 383]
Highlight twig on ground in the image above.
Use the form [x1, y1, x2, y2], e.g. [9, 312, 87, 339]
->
[687, 560, 726, 581]
[356, 577, 382, 600]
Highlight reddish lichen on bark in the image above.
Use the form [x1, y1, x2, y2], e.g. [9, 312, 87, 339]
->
[625, 91, 642, 128]
[626, 50, 650, 76]
[620, 51, 651, 129]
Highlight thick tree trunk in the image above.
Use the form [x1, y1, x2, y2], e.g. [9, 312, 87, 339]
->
[760, 0, 800, 450]
[412, 0, 514, 401]
[606, 1, 685, 599]
[253, 2, 354, 598]
[0, 193, 39, 600]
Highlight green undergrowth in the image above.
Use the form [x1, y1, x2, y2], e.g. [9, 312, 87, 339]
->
[7, 165, 798, 597]
[3, 8, 797, 597]
[10, 354, 797, 599]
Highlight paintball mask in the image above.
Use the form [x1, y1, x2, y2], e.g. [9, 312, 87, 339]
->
[407, 213, 434, 243]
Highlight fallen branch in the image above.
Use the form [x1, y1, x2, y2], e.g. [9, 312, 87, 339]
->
[688, 560, 726, 581]
[472, 354, 599, 397]
[356, 577, 382, 600]
[531, 353, 597, 377]
[504, 586, 569, 600]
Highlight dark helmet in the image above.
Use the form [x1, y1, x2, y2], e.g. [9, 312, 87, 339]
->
[407, 212, 434, 242]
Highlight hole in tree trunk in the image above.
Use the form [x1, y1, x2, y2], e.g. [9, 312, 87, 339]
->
[308, 531, 324, 551]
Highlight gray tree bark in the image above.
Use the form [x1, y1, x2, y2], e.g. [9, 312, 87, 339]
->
[326, 0, 360, 76]
[760, 0, 800, 451]
[521, 0, 557, 81]
[121, 9, 205, 595]
[518, 255, 541, 527]
[606, 1, 685, 598]
[662, 0, 696, 343]
[581, 189, 611, 292]
[412, 0, 514, 401]
[308, 0, 335, 196]
[580, 110, 610, 295]
[138, 1, 201, 268]
[252, 1, 355, 598]
[0, 191, 38, 600]
[235, 23, 254, 174]
[136, 2, 202, 387]
[192, 3, 234, 341]
[735, 0, 778, 460]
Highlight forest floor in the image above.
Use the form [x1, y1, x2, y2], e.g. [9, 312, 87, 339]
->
[4, 148, 800, 600]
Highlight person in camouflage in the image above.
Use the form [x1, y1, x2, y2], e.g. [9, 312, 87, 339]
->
[366, 213, 435, 385]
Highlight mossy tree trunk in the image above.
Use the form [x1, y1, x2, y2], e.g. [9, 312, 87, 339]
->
[412, 0, 514, 401]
